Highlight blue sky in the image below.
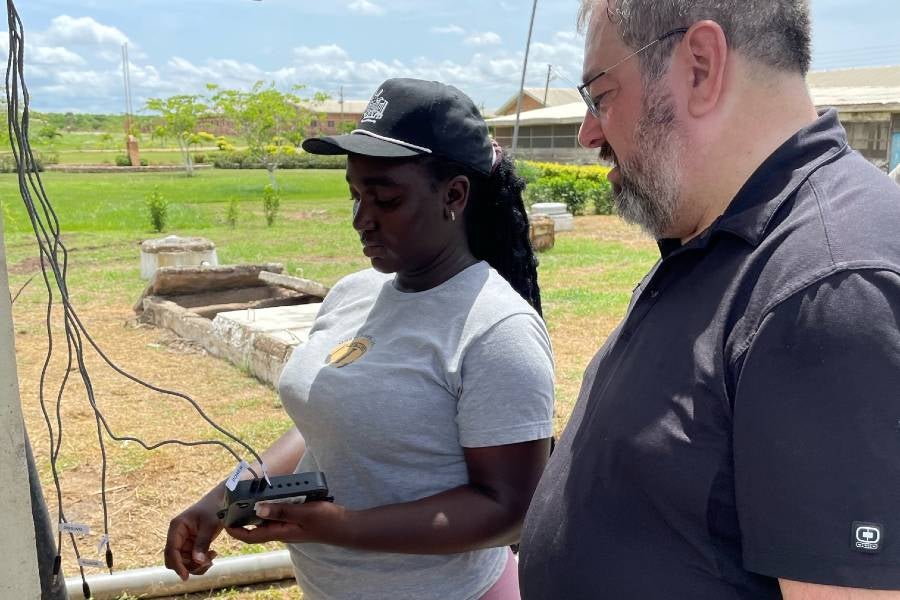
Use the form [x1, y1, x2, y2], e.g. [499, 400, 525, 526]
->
[12, 0, 900, 114]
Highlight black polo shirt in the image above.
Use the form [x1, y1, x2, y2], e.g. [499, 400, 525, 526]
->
[519, 110, 900, 599]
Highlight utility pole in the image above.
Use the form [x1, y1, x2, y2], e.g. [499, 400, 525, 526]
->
[339, 85, 344, 133]
[543, 64, 552, 105]
[0, 212, 42, 598]
[121, 43, 133, 136]
[511, 0, 538, 156]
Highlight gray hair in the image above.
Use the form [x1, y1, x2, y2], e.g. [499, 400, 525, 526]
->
[578, 0, 812, 79]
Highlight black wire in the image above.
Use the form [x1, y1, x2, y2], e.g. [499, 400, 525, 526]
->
[5, 0, 267, 585]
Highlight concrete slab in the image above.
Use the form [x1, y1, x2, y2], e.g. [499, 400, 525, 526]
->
[214, 303, 322, 350]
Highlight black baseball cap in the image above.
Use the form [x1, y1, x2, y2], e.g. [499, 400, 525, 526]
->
[302, 78, 496, 176]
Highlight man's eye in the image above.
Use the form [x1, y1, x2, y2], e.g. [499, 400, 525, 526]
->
[593, 90, 611, 108]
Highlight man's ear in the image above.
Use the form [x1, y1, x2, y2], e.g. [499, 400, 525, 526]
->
[680, 20, 728, 118]
[445, 175, 470, 217]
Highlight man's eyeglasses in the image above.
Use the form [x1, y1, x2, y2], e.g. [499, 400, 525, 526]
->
[578, 27, 688, 119]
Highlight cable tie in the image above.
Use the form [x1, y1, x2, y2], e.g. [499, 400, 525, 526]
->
[260, 462, 272, 487]
[59, 522, 90, 536]
[78, 558, 104, 569]
[97, 534, 109, 554]
[225, 460, 250, 491]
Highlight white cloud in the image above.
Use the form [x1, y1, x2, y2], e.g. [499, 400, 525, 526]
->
[555, 31, 579, 42]
[348, 0, 385, 16]
[31, 46, 86, 66]
[293, 44, 350, 62]
[41, 15, 130, 47]
[431, 25, 465, 35]
[464, 32, 502, 46]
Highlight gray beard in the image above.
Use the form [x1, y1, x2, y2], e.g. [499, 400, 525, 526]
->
[613, 83, 683, 239]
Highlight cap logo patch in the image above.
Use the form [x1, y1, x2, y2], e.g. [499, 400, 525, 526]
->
[361, 89, 389, 124]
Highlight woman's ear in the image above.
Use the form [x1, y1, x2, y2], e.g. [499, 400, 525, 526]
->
[445, 175, 470, 217]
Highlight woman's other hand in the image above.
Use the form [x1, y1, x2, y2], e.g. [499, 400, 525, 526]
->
[164, 494, 224, 581]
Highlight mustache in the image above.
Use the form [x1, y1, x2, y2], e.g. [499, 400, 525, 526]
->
[599, 143, 616, 165]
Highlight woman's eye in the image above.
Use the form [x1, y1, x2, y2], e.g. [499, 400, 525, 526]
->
[375, 196, 400, 207]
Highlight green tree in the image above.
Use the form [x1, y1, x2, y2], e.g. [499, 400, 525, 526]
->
[144, 94, 208, 176]
[208, 81, 325, 187]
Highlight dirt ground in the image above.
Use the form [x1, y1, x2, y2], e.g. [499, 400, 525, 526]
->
[11, 215, 653, 599]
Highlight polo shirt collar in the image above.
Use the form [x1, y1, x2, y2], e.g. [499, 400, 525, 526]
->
[711, 109, 849, 246]
[657, 109, 849, 257]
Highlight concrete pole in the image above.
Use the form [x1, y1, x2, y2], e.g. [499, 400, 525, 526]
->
[0, 212, 43, 597]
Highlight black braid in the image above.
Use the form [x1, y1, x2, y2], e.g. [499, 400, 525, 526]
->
[418, 154, 543, 317]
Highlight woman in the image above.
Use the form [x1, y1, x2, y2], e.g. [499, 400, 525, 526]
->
[164, 78, 555, 600]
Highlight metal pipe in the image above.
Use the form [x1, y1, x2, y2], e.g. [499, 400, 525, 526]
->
[65, 550, 296, 600]
[511, 0, 539, 156]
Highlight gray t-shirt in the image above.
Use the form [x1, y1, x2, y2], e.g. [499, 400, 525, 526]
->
[278, 261, 554, 600]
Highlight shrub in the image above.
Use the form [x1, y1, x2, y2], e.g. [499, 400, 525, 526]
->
[139, 158, 149, 167]
[519, 160, 615, 216]
[145, 186, 169, 232]
[515, 160, 542, 185]
[262, 184, 280, 227]
[593, 177, 615, 215]
[193, 153, 206, 165]
[526, 174, 587, 215]
[0, 154, 43, 173]
[226, 198, 239, 229]
[115, 154, 131, 167]
[211, 150, 347, 170]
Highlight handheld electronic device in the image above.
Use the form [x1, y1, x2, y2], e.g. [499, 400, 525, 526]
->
[218, 471, 332, 528]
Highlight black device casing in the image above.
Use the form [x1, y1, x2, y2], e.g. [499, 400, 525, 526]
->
[218, 471, 331, 528]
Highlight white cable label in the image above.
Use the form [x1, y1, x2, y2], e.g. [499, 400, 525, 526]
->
[78, 558, 105, 568]
[60, 522, 90, 536]
[97, 534, 110, 554]
[225, 460, 250, 491]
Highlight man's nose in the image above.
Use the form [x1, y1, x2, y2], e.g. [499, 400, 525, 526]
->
[578, 110, 607, 149]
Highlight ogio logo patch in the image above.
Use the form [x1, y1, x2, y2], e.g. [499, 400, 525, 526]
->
[852, 522, 883, 554]
[326, 337, 373, 368]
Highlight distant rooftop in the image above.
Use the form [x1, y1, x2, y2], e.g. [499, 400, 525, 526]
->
[309, 99, 370, 114]
[495, 88, 582, 115]
[487, 66, 900, 127]
[807, 65, 900, 88]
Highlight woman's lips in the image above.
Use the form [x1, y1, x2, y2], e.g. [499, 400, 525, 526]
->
[361, 243, 384, 258]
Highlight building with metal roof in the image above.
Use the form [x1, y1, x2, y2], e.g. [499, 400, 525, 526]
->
[489, 66, 900, 171]
[494, 88, 583, 116]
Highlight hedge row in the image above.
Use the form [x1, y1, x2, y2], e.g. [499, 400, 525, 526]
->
[212, 150, 347, 170]
[518, 160, 614, 215]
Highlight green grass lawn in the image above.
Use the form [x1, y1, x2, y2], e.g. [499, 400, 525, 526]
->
[4, 167, 657, 599]
[1, 167, 657, 420]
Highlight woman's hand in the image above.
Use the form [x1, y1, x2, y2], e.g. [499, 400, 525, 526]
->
[225, 499, 353, 545]
[164, 495, 224, 581]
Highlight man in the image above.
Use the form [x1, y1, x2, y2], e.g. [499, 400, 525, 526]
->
[518, 1, 900, 599]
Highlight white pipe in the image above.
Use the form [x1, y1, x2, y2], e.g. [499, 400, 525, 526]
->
[65, 550, 296, 600]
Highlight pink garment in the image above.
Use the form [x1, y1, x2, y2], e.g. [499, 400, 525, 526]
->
[479, 549, 520, 600]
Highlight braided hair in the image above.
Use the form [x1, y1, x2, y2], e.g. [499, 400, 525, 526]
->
[418, 153, 543, 317]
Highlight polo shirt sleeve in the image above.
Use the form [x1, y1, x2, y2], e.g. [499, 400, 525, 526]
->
[456, 313, 555, 448]
[733, 269, 900, 589]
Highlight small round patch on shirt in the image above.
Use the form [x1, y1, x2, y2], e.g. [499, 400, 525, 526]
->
[326, 337, 373, 368]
